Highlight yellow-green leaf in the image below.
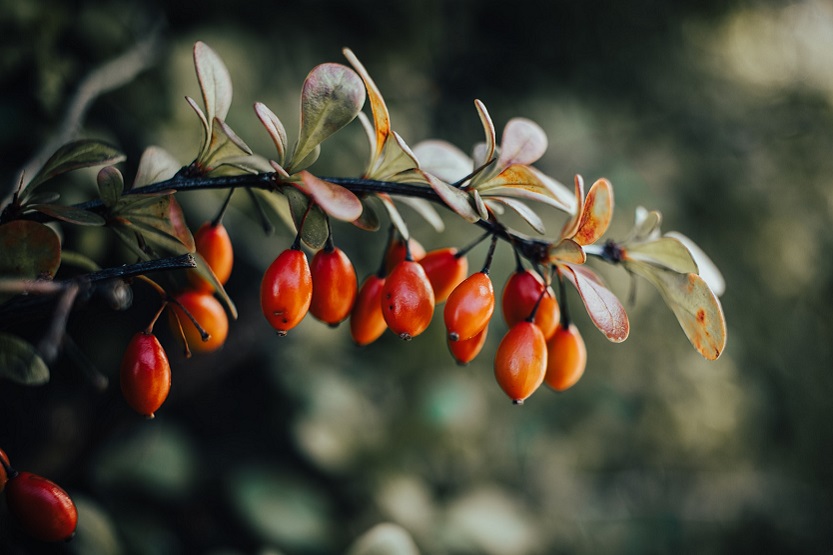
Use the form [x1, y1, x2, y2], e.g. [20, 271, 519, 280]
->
[625, 236, 698, 274]
[24, 139, 125, 195]
[0, 333, 50, 385]
[283, 186, 329, 249]
[97, 166, 124, 207]
[0, 220, 61, 279]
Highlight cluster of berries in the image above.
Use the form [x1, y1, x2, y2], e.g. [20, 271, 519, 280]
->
[261, 235, 589, 404]
[0, 448, 77, 542]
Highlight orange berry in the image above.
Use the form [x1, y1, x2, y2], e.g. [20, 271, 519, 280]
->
[494, 321, 548, 404]
[381, 260, 435, 340]
[169, 291, 229, 352]
[260, 248, 312, 336]
[5, 471, 78, 542]
[544, 323, 587, 392]
[384, 237, 425, 274]
[350, 274, 388, 346]
[0, 448, 10, 493]
[419, 247, 469, 303]
[120, 332, 172, 418]
[188, 222, 234, 291]
[502, 269, 560, 340]
[448, 324, 488, 365]
[444, 271, 495, 342]
[310, 246, 357, 326]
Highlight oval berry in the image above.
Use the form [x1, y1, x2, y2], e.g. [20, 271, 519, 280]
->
[169, 291, 229, 353]
[448, 325, 488, 366]
[310, 246, 358, 326]
[544, 323, 587, 392]
[261, 248, 313, 336]
[384, 237, 425, 274]
[350, 274, 388, 346]
[6, 472, 78, 542]
[120, 332, 172, 418]
[419, 247, 469, 304]
[0, 448, 10, 493]
[189, 222, 234, 291]
[494, 321, 548, 404]
[381, 260, 435, 340]
[444, 271, 495, 342]
[502, 269, 560, 340]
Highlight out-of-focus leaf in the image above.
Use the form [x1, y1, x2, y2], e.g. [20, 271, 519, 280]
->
[255, 102, 289, 167]
[497, 118, 548, 169]
[133, 146, 181, 189]
[629, 206, 662, 242]
[423, 171, 480, 223]
[97, 166, 124, 207]
[0, 220, 61, 278]
[31, 204, 106, 226]
[194, 41, 233, 125]
[293, 63, 366, 170]
[372, 131, 420, 179]
[24, 139, 126, 194]
[202, 118, 253, 172]
[377, 193, 410, 240]
[190, 251, 238, 319]
[666, 231, 726, 296]
[561, 264, 629, 342]
[472, 190, 489, 220]
[343, 48, 390, 166]
[625, 236, 698, 274]
[474, 100, 496, 170]
[625, 262, 726, 359]
[68, 496, 122, 555]
[284, 186, 329, 249]
[26, 192, 60, 204]
[294, 171, 363, 222]
[58, 250, 101, 272]
[390, 195, 444, 232]
[412, 140, 472, 184]
[346, 523, 420, 555]
[560, 174, 586, 239]
[489, 196, 545, 234]
[352, 195, 381, 231]
[572, 178, 613, 246]
[548, 238, 586, 264]
[0, 332, 50, 385]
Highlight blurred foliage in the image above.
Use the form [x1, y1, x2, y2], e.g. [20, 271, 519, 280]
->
[3, 0, 833, 553]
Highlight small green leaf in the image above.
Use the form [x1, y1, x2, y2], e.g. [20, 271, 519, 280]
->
[24, 139, 126, 195]
[194, 41, 233, 125]
[0, 220, 61, 279]
[0, 332, 50, 385]
[133, 146, 181, 189]
[294, 171, 363, 222]
[497, 117, 548, 169]
[284, 186, 329, 249]
[625, 236, 698, 274]
[31, 204, 106, 226]
[572, 178, 613, 246]
[561, 264, 629, 342]
[292, 63, 366, 170]
[97, 166, 124, 207]
[254, 102, 289, 167]
[352, 196, 381, 231]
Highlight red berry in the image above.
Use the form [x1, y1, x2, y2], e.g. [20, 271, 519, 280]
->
[381, 260, 435, 340]
[419, 247, 469, 303]
[189, 222, 234, 291]
[544, 323, 587, 392]
[384, 237, 425, 274]
[169, 291, 229, 353]
[0, 448, 10, 493]
[494, 321, 548, 404]
[350, 274, 388, 346]
[120, 332, 172, 418]
[448, 324, 488, 365]
[310, 246, 358, 326]
[444, 271, 495, 342]
[6, 472, 78, 542]
[261, 248, 313, 335]
[502, 269, 560, 340]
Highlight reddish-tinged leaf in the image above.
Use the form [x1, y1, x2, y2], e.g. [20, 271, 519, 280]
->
[560, 175, 585, 240]
[254, 102, 289, 166]
[343, 48, 390, 165]
[412, 140, 472, 184]
[295, 171, 363, 222]
[474, 99, 496, 169]
[561, 264, 629, 342]
[548, 239, 586, 264]
[194, 41, 233, 124]
[422, 171, 480, 223]
[497, 118, 548, 168]
[573, 178, 613, 246]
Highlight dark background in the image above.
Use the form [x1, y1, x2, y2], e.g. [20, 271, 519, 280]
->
[2, 0, 833, 553]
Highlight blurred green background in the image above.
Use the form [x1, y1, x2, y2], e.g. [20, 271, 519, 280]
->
[2, 0, 833, 553]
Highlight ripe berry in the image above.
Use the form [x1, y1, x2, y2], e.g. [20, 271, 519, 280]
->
[120, 332, 172, 418]
[310, 246, 358, 326]
[448, 325, 488, 365]
[494, 321, 548, 404]
[544, 323, 587, 392]
[189, 222, 234, 291]
[169, 291, 229, 353]
[0, 448, 10, 493]
[384, 237, 425, 274]
[419, 247, 469, 304]
[444, 271, 495, 342]
[261, 247, 312, 335]
[502, 269, 560, 340]
[381, 260, 435, 340]
[5, 471, 78, 542]
[350, 274, 388, 346]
